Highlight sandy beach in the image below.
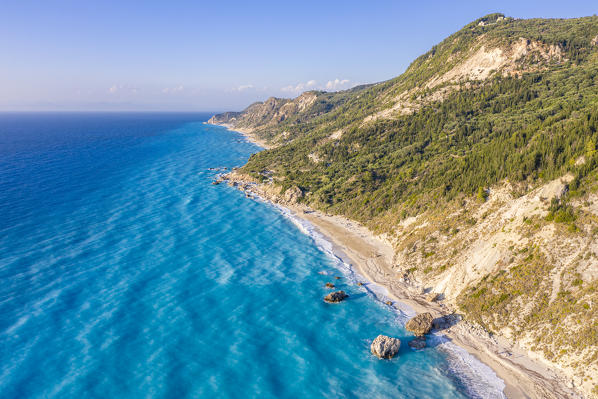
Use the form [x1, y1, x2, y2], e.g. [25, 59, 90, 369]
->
[217, 124, 584, 399]
[290, 207, 580, 399]
[209, 123, 273, 149]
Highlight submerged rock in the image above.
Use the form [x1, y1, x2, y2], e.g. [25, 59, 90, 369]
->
[325, 282, 335, 289]
[324, 290, 348, 303]
[408, 337, 426, 350]
[405, 312, 434, 336]
[371, 335, 401, 359]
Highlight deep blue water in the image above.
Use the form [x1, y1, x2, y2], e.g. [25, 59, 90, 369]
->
[0, 113, 505, 398]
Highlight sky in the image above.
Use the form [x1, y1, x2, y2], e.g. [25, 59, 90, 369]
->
[0, 0, 596, 112]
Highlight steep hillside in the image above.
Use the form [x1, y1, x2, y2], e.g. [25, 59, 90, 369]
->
[207, 85, 373, 145]
[211, 14, 598, 397]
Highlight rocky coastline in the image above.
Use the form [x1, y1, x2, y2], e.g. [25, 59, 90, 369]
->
[212, 164, 584, 399]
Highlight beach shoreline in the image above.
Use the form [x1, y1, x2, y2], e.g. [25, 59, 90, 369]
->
[206, 122, 273, 149]
[285, 207, 579, 399]
[212, 123, 583, 399]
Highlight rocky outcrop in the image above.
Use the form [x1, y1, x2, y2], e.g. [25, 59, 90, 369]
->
[283, 186, 303, 203]
[371, 335, 401, 359]
[325, 282, 335, 289]
[405, 313, 434, 336]
[324, 290, 348, 303]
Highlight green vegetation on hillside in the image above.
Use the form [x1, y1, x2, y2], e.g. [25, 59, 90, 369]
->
[244, 60, 598, 230]
[235, 16, 598, 233]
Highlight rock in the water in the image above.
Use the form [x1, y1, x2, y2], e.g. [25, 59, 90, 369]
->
[385, 301, 393, 306]
[324, 290, 348, 303]
[405, 312, 434, 336]
[371, 335, 401, 359]
[335, 276, 341, 280]
[357, 282, 363, 286]
[325, 282, 335, 289]
[408, 337, 426, 349]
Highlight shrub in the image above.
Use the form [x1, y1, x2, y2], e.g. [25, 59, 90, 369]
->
[477, 186, 489, 203]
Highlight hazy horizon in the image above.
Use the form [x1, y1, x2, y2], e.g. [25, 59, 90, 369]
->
[1, 0, 596, 112]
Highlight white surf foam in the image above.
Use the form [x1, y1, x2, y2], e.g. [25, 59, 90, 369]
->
[271, 202, 506, 399]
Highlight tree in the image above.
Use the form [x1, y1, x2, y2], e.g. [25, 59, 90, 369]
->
[477, 186, 488, 203]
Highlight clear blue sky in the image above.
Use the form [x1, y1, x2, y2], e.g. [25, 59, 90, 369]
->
[1, 0, 596, 111]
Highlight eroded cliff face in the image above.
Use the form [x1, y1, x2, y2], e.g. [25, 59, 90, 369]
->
[208, 92, 317, 133]
[363, 36, 567, 125]
[386, 176, 598, 395]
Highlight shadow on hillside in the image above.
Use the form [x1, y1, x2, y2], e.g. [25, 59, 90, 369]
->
[432, 313, 462, 332]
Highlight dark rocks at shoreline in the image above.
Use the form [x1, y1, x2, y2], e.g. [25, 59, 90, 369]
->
[405, 312, 434, 336]
[212, 174, 226, 185]
[371, 335, 401, 359]
[408, 337, 426, 350]
[324, 290, 348, 303]
[432, 314, 461, 331]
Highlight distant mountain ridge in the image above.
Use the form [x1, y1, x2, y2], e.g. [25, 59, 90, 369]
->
[208, 85, 373, 141]
[211, 14, 598, 397]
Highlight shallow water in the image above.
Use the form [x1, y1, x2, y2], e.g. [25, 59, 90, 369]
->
[0, 113, 505, 398]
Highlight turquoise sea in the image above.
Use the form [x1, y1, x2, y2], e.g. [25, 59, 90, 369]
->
[0, 113, 505, 398]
